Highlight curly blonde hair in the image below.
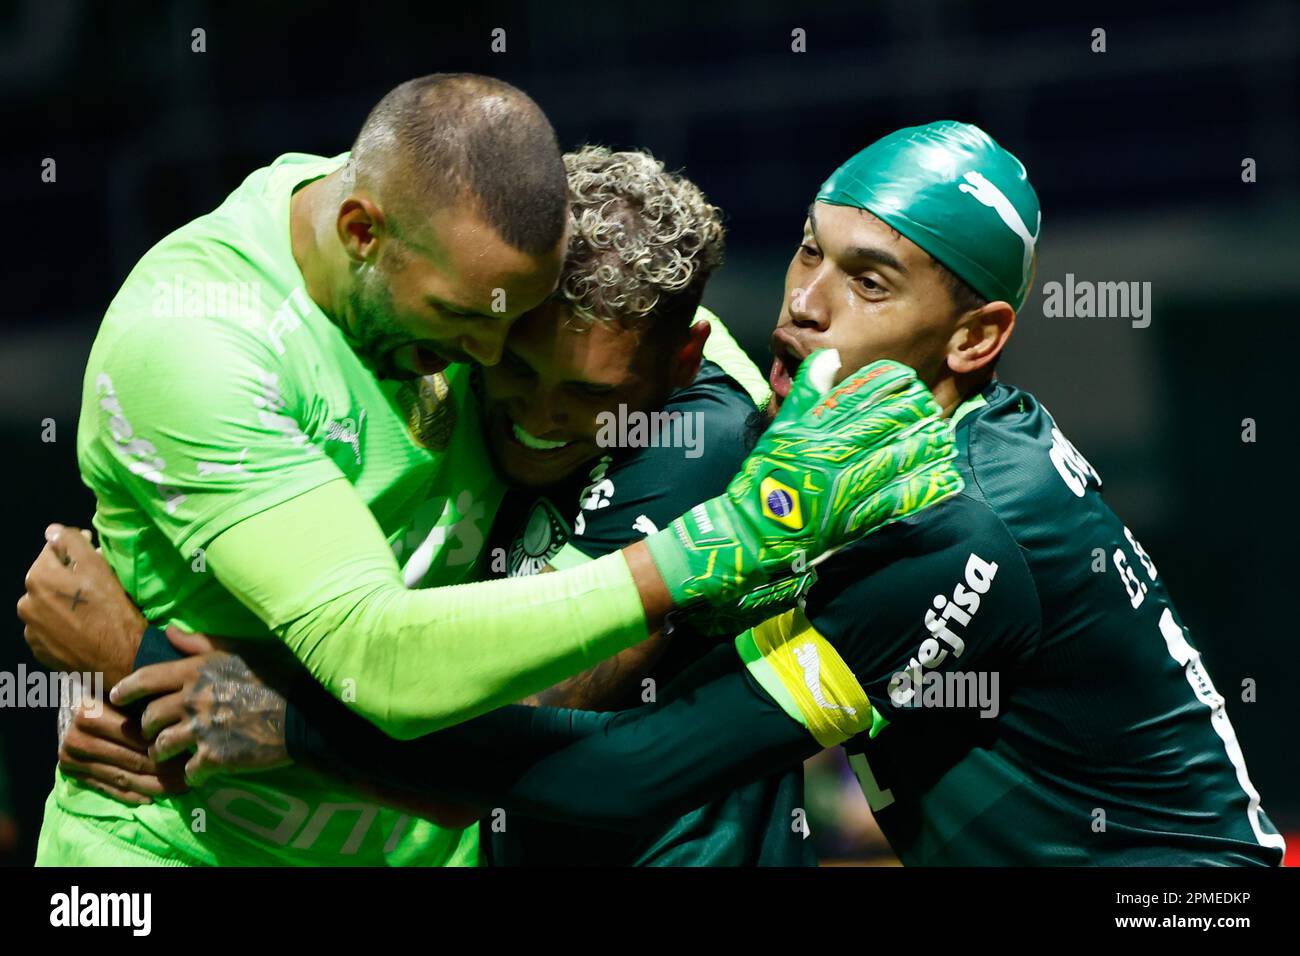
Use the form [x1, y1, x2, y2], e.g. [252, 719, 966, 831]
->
[556, 146, 725, 331]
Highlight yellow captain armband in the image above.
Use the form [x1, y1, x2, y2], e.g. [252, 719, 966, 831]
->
[734, 608, 880, 748]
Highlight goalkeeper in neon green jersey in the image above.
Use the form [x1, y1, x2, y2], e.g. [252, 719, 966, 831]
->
[22, 73, 961, 866]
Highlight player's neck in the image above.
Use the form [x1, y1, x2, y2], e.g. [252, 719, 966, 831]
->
[290, 173, 341, 320]
[932, 377, 964, 418]
[935, 372, 995, 418]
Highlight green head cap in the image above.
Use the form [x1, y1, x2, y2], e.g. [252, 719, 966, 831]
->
[817, 121, 1040, 310]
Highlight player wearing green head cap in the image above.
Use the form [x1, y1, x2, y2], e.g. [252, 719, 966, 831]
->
[72, 121, 1283, 866]
[767, 120, 1039, 415]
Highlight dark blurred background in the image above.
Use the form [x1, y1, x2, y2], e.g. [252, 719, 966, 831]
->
[2, 0, 1297, 865]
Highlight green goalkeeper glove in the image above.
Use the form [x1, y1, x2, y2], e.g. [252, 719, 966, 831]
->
[645, 350, 962, 607]
[682, 567, 820, 638]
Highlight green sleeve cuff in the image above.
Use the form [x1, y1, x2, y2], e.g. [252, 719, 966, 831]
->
[642, 522, 696, 606]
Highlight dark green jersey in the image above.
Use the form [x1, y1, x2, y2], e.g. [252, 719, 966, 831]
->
[285, 379, 1283, 866]
[481, 360, 813, 867]
[797, 380, 1284, 865]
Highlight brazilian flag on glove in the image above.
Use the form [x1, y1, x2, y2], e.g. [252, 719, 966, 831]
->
[645, 350, 963, 607]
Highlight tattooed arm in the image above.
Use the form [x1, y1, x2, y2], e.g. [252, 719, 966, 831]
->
[17, 526, 191, 802]
[21, 538, 481, 823]
[116, 638, 815, 831]
[18, 524, 146, 687]
[113, 628, 607, 789]
[108, 634, 293, 786]
[19, 533, 507, 825]
[112, 629, 499, 828]
[58, 701, 188, 804]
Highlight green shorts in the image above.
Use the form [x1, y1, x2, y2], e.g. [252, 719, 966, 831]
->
[37, 792, 191, 867]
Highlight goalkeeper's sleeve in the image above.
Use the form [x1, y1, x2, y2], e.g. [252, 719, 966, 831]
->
[204, 479, 647, 739]
[281, 640, 819, 831]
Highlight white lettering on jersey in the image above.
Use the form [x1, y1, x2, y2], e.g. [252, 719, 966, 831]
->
[580, 479, 614, 512]
[1049, 425, 1100, 497]
[196, 448, 248, 477]
[266, 287, 311, 355]
[95, 373, 187, 514]
[573, 456, 615, 536]
[889, 552, 999, 707]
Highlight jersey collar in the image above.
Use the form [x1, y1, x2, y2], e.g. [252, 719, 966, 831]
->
[949, 392, 988, 431]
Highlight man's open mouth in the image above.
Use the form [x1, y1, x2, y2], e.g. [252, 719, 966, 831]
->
[510, 422, 572, 452]
[768, 331, 808, 400]
[412, 345, 449, 374]
[388, 342, 454, 378]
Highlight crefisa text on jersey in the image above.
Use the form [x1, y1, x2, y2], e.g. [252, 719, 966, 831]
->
[888, 553, 1001, 717]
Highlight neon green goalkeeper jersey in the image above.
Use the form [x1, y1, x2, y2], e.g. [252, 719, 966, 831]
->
[51, 152, 503, 865]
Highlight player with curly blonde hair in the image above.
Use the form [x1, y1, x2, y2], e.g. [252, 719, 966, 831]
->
[480, 145, 767, 491]
[466, 146, 807, 864]
[558, 145, 725, 326]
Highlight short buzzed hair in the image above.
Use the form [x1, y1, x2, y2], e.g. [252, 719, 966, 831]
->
[351, 74, 567, 255]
